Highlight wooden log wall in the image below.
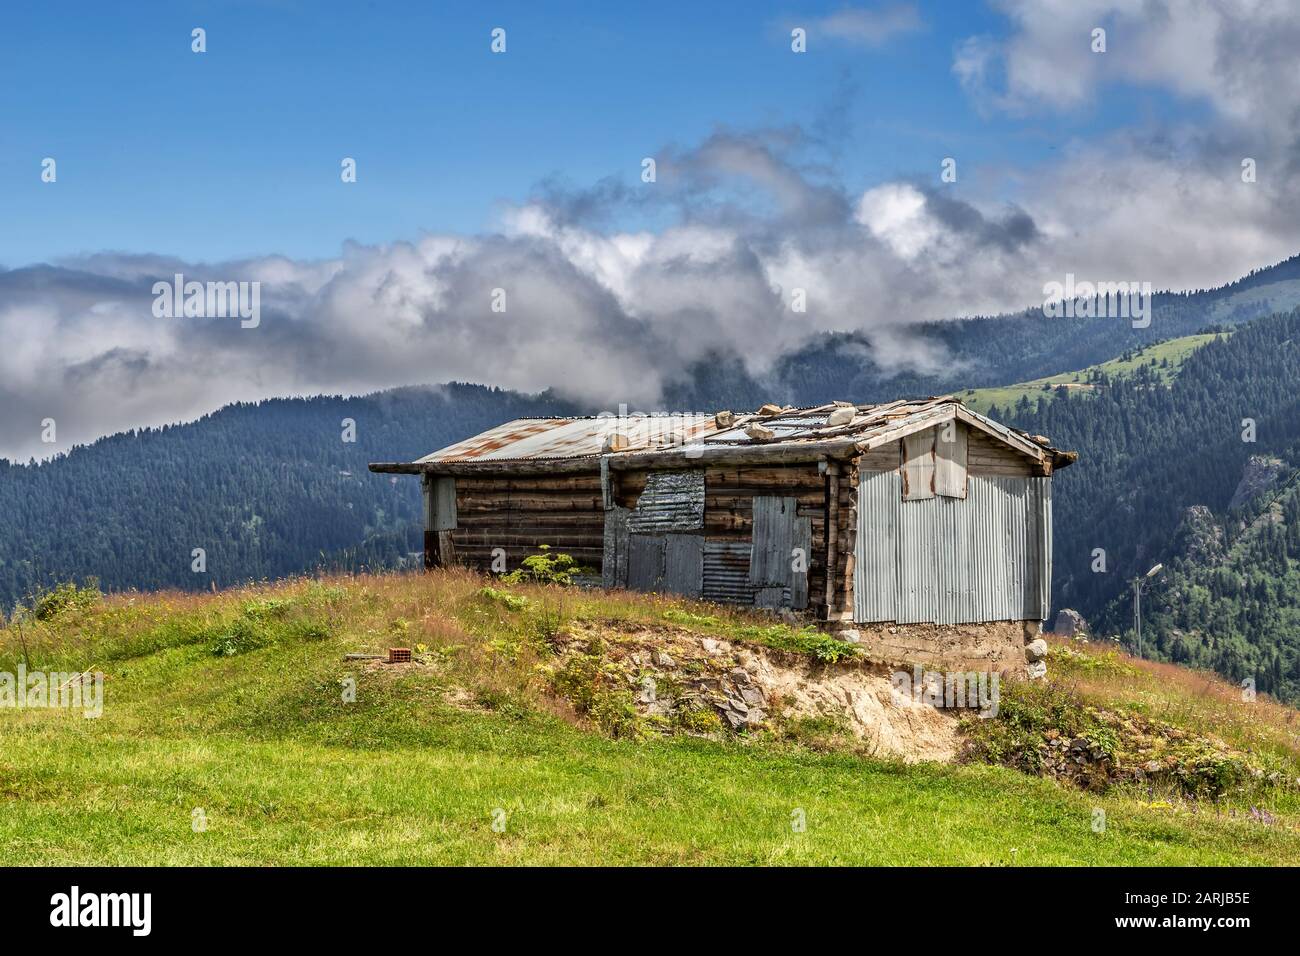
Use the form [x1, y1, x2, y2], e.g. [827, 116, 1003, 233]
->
[832, 457, 860, 620]
[450, 473, 606, 571]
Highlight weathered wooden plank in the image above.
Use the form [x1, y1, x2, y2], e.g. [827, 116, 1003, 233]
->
[901, 429, 936, 500]
[454, 476, 603, 493]
[603, 505, 631, 588]
[456, 496, 604, 512]
[857, 442, 899, 473]
[935, 422, 969, 499]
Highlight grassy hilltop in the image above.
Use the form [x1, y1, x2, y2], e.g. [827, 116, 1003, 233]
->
[1, 570, 1298, 866]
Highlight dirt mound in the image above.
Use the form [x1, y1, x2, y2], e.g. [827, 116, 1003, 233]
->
[551, 621, 960, 763]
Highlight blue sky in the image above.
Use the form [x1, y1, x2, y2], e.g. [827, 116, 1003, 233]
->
[2, 0, 1293, 459]
[0, 0, 1200, 265]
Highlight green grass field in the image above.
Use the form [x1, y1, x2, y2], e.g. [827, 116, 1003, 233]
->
[2, 572, 1297, 865]
[961, 333, 1228, 415]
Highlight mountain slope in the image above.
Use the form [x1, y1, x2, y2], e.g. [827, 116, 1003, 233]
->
[0, 384, 578, 606]
[998, 310, 1300, 701]
[961, 332, 1229, 414]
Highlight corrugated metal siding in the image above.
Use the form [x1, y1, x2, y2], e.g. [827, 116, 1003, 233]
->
[754, 586, 792, 609]
[663, 534, 703, 598]
[855, 473, 1051, 625]
[702, 540, 753, 604]
[855, 471, 899, 622]
[1040, 479, 1052, 618]
[626, 470, 705, 533]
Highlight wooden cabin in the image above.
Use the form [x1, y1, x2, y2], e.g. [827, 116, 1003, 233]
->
[370, 398, 1077, 671]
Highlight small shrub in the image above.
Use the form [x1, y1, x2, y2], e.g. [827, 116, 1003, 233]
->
[753, 626, 859, 663]
[502, 545, 592, 586]
[588, 689, 644, 739]
[30, 581, 101, 621]
[208, 610, 330, 657]
[660, 610, 859, 664]
[775, 713, 855, 750]
[287, 620, 331, 642]
[529, 601, 565, 650]
[550, 653, 602, 711]
[675, 706, 724, 735]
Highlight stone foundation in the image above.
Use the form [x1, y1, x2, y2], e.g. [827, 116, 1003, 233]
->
[836, 619, 1040, 674]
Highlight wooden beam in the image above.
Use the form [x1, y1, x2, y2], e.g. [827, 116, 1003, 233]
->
[825, 462, 839, 618]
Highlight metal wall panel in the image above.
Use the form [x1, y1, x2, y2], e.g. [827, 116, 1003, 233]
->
[624, 532, 703, 596]
[750, 496, 795, 585]
[896, 484, 938, 623]
[703, 540, 753, 604]
[1039, 479, 1053, 619]
[626, 534, 664, 592]
[855, 472, 1052, 625]
[626, 470, 705, 533]
[754, 586, 792, 610]
[854, 470, 899, 623]
[662, 534, 704, 598]
[790, 515, 811, 610]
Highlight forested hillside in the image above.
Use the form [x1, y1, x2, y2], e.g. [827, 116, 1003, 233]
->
[996, 310, 1300, 702]
[0, 385, 576, 605]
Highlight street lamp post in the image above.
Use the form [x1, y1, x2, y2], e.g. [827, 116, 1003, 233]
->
[1132, 563, 1163, 658]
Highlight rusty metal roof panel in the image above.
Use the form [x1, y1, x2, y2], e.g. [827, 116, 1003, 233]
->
[416, 414, 723, 463]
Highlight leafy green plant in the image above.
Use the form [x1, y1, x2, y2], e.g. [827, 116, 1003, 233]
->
[477, 586, 532, 612]
[502, 545, 592, 586]
[675, 706, 724, 735]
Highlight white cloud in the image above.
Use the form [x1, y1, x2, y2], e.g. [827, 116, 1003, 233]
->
[805, 4, 924, 47]
[958, 0, 1300, 133]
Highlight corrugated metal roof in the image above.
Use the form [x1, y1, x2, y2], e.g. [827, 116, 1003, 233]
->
[390, 397, 1075, 470]
[416, 413, 723, 463]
